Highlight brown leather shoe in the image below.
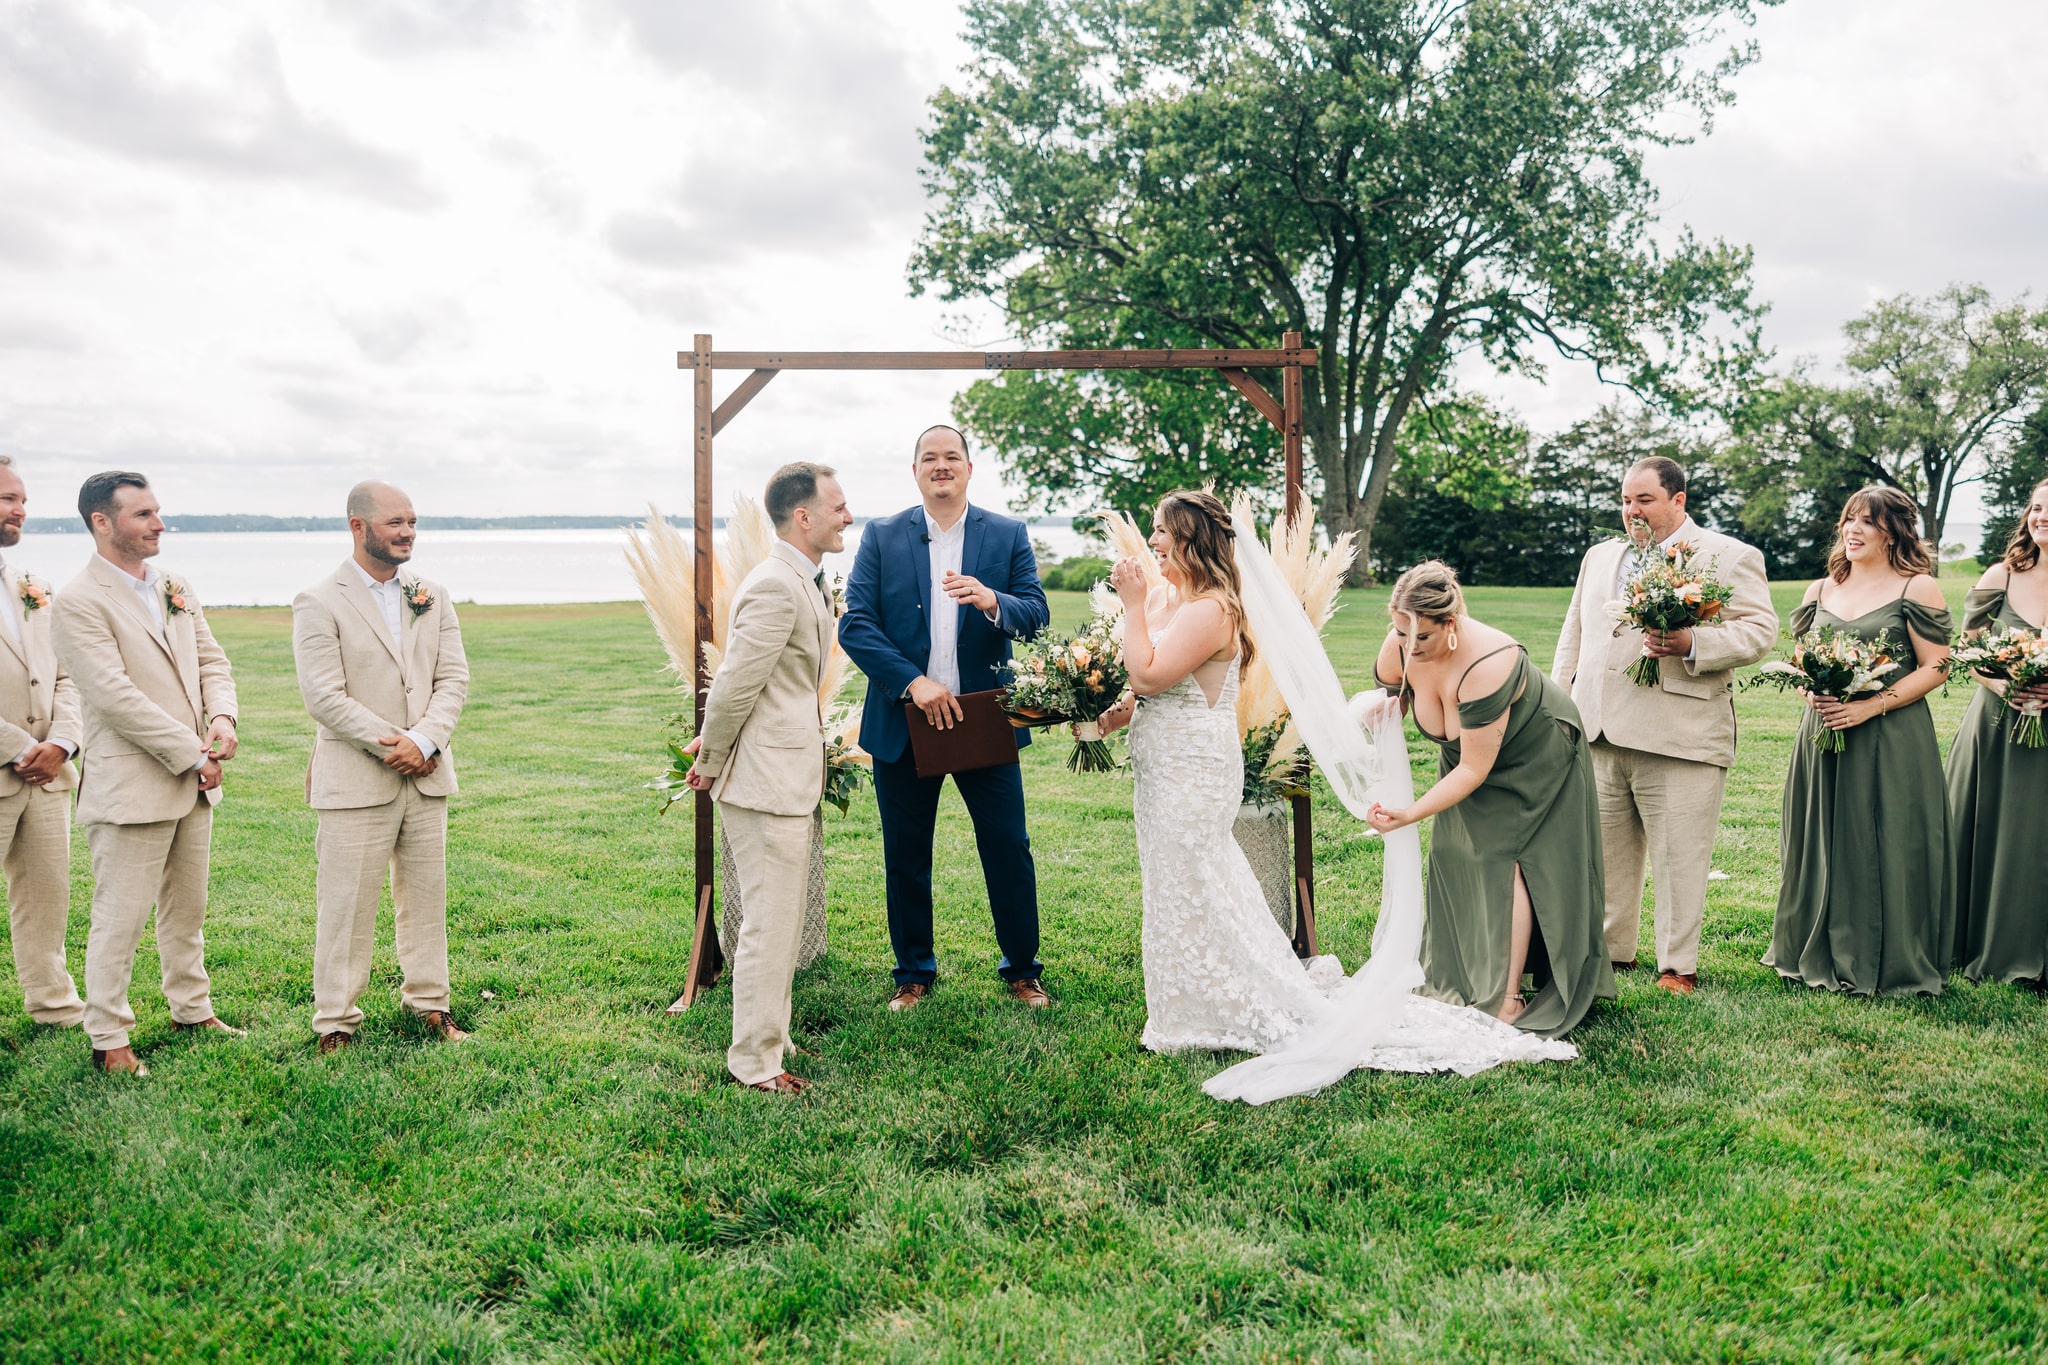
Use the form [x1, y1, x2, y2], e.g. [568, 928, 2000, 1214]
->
[1611, 958, 1641, 972]
[886, 983, 930, 1012]
[91, 1046, 149, 1077]
[1008, 978, 1051, 1008]
[174, 1016, 246, 1037]
[1656, 970, 1698, 996]
[743, 1071, 810, 1095]
[418, 1010, 470, 1042]
[317, 1031, 353, 1055]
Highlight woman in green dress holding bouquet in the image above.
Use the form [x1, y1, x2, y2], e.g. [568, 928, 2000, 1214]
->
[1767, 487, 1954, 996]
[1946, 478, 2048, 986]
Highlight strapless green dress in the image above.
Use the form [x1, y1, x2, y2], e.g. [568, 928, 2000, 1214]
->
[1409, 647, 1614, 1038]
[1944, 587, 2048, 984]
[1765, 593, 1953, 996]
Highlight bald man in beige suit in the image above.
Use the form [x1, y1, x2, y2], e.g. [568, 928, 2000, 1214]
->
[292, 482, 469, 1052]
[683, 461, 852, 1094]
[54, 472, 240, 1077]
[0, 457, 86, 1028]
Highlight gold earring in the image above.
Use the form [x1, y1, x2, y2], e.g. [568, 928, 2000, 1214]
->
[1446, 625, 1461, 651]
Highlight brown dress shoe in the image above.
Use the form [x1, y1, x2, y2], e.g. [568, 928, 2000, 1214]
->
[887, 983, 930, 1012]
[91, 1047, 149, 1077]
[1656, 970, 1699, 995]
[743, 1071, 810, 1095]
[317, 1031, 353, 1055]
[174, 1016, 246, 1037]
[419, 1010, 470, 1042]
[1008, 978, 1051, 1008]
[1611, 959, 1641, 972]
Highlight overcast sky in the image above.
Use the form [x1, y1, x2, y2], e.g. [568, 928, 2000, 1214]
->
[1, 0, 2043, 525]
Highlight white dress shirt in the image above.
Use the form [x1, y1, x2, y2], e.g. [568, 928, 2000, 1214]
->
[0, 553, 73, 766]
[351, 559, 438, 761]
[921, 507, 1004, 695]
[1614, 518, 1701, 666]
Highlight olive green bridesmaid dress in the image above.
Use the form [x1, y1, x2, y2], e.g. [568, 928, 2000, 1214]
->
[1766, 590, 1953, 996]
[1411, 646, 1615, 1038]
[1944, 586, 2048, 984]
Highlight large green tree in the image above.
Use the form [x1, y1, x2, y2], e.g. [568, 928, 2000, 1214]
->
[912, 0, 1769, 574]
[1978, 403, 2048, 563]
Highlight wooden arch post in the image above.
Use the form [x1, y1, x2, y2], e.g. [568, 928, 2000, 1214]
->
[669, 334, 1317, 1012]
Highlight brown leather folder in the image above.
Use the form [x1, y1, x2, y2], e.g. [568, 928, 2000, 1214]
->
[904, 689, 1022, 778]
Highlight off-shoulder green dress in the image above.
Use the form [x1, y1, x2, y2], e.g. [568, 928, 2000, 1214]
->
[1944, 586, 2048, 984]
[1408, 646, 1614, 1038]
[1765, 590, 1954, 996]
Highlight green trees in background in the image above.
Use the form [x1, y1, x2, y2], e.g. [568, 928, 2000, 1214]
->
[912, 0, 1769, 575]
[1978, 405, 2048, 563]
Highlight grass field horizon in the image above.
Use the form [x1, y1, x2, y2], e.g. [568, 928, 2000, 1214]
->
[3, 577, 2043, 1362]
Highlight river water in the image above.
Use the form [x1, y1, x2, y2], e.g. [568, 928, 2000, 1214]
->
[0, 523, 1108, 607]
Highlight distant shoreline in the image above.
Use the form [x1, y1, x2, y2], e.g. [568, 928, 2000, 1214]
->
[20, 514, 1090, 535]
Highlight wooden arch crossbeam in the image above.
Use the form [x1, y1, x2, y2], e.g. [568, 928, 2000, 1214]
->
[668, 332, 1319, 1012]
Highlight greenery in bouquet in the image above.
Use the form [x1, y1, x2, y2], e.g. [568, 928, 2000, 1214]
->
[1000, 608, 1129, 773]
[1746, 625, 1902, 752]
[1605, 539, 1734, 686]
[1241, 717, 1310, 809]
[821, 705, 873, 813]
[1946, 624, 2048, 746]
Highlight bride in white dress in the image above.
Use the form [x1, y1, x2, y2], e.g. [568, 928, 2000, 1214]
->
[1099, 491, 1576, 1101]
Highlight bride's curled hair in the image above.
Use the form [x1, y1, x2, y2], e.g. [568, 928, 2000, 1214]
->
[1389, 560, 1466, 623]
[1156, 490, 1254, 667]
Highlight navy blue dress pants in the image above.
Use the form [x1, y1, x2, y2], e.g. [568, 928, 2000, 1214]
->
[871, 752, 1041, 985]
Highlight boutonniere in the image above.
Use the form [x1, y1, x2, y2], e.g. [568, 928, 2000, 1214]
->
[828, 574, 846, 619]
[17, 574, 49, 613]
[163, 578, 194, 616]
[401, 579, 434, 618]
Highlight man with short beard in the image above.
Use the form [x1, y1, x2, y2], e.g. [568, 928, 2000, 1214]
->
[53, 471, 240, 1078]
[291, 481, 469, 1052]
[0, 456, 86, 1030]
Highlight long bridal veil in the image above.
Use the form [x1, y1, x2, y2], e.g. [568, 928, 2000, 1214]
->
[1203, 511, 1573, 1104]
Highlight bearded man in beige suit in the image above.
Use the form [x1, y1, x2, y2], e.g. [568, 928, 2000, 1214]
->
[683, 462, 851, 1095]
[0, 457, 86, 1029]
[1552, 456, 1778, 995]
[53, 472, 241, 1077]
[292, 481, 469, 1053]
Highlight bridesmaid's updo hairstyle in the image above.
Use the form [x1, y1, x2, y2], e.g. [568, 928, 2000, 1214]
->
[2001, 477, 2048, 574]
[1156, 490, 1253, 667]
[1827, 486, 1934, 583]
[1388, 560, 1466, 623]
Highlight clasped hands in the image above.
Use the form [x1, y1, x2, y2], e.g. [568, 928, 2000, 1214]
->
[1641, 627, 1693, 659]
[1801, 691, 1882, 732]
[11, 742, 68, 787]
[196, 717, 237, 792]
[377, 731, 436, 777]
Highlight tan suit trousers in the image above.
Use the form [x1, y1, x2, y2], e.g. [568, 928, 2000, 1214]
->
[2, 784, 84, 1025]
[720, 801, 812, 1085]
[83, 806, 215, 1050]
[311, 783, 451, 1035]
[1592, 741, 1728, 975]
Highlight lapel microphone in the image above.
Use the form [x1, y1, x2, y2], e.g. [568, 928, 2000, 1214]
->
[919, 532, 932, 544]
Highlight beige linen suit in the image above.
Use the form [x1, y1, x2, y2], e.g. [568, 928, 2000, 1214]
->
[0, 563, 85, 1025]
[53, 555, 237, 1051]
[1552, 518, 1778, 973]
[693, 540, 831, 1084]
[292, 561, 468, 1036]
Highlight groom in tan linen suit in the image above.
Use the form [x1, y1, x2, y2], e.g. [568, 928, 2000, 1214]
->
[53, 472, 241, 1077]
[292, 481, 469, 1052]
[1552, 456, 1778, 995]
[683, 462, 851, 1094]
[0, 457, 86, 1028]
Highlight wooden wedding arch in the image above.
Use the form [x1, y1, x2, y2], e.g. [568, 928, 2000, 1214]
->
[670, 331, 1320, 1011]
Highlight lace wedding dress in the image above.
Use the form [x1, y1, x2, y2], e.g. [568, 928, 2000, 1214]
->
[1130, 640, 1345, 1053]
[1129, 515, 1578, 1104]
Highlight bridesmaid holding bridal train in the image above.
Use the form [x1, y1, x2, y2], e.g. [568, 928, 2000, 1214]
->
[1767, 487, 1954, 996]
[1945, 477, 2048, 986]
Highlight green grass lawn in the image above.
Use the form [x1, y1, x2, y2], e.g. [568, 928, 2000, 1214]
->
[3, 583, 2044, 1363]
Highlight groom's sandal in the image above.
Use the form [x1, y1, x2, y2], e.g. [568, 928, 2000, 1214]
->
[744, 1072, 809, 1095]
[1008, 979, 1051, 1009]
[887, 983, 930, 1012]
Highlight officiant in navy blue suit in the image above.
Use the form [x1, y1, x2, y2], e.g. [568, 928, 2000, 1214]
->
[838, 424, 1052, 1012]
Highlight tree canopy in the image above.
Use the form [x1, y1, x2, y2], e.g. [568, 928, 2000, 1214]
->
[913, 0, 1771, 574]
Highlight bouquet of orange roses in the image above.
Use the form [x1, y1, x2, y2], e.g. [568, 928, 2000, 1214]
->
[999, 607, 1128, 773]
[1947, 625, 2048, 747]
[1606, 539, 1735, 687]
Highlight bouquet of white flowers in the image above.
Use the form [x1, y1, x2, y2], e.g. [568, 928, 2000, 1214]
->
[1746, 624, 1903, 752]
[1947, 625, 2048, 747]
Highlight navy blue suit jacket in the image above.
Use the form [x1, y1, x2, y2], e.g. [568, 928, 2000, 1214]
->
[838, 504, 1050, 765]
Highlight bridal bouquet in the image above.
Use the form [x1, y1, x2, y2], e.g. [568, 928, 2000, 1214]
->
[1606, 540, 1734, 686]
[1746, 625, 1903, 752]
[1000, 605, 1128, 773]
[1947, 625, 2048, 747]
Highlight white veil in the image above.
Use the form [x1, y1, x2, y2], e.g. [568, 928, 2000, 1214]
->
[1203, 510, 1571, 1103]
